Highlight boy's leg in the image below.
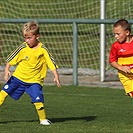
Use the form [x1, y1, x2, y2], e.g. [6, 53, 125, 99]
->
[34, 102, 46, 121]
[27, 84, 52, 125]
[34, 102, 52, 125]
[0, 90, 8, 106]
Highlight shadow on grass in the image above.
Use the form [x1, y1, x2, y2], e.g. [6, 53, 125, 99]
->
[0, 116, 97, 124]
[51, 116, 97, 123]
[0, 119, 38, 124]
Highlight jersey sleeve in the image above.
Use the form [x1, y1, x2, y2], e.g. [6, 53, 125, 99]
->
[42, 45, 58, 70]
[6, 43, 26, 66]
[109, 44, 118, 63]
[47, 52, 58, 70]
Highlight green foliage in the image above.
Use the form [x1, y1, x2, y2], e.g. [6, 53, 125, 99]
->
[0, 85, 132, 133]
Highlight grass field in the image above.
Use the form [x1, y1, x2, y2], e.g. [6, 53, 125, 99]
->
[0, 85, 133, 133]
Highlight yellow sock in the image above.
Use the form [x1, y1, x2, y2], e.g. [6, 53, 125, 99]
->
[0, 90, 8, 106]
[34, 102, 46, 121]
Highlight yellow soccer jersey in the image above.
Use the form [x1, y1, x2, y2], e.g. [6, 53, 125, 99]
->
[6, 42, 58, 85]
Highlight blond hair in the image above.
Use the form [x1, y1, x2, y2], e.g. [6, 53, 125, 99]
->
[22, 21, 39, 37]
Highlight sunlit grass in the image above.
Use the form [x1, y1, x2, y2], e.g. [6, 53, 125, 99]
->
[0, 85, 132, 133]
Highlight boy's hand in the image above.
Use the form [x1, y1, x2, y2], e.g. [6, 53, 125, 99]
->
[110, 62, 132, 74]
[52, 69, 61, 88]
[4, 70, 11, 82]
[54, 78, 61, 88]
[4, 63, 11, 82]
[118, 66, 131, 73]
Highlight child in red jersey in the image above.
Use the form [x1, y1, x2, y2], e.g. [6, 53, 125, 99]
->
[109, 19, 133, 97]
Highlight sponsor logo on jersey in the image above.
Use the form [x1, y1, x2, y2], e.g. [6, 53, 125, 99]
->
[119, 49, 126, 52]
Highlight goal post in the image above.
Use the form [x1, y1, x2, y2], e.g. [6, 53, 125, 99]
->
[100, 0, 106, 82]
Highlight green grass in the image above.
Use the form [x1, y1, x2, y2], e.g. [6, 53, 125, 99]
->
[0, 85, 133, 133]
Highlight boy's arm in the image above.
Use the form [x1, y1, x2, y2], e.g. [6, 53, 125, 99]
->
[4, 62, 11, 82]
[51, 69, 61, 88]
[110, 61, 131, 73]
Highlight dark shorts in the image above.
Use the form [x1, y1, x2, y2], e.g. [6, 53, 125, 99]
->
[2, 76, 44, 103]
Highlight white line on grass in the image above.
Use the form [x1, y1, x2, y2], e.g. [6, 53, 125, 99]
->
[45, 92, 124, 97]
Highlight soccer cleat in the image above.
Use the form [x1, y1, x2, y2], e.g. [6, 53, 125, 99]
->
[40, 119, 52, 125]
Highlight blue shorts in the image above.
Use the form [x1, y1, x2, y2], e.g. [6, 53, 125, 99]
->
[2, 76, 44, 103]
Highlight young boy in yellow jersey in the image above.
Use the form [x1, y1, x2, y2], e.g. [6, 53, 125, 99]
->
[109, 19, 133, 97]
[0, 21, 61, 125]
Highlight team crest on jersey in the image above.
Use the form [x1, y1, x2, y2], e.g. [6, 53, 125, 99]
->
[4, 85, 9, 89]
[25, 56, 29, 60]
